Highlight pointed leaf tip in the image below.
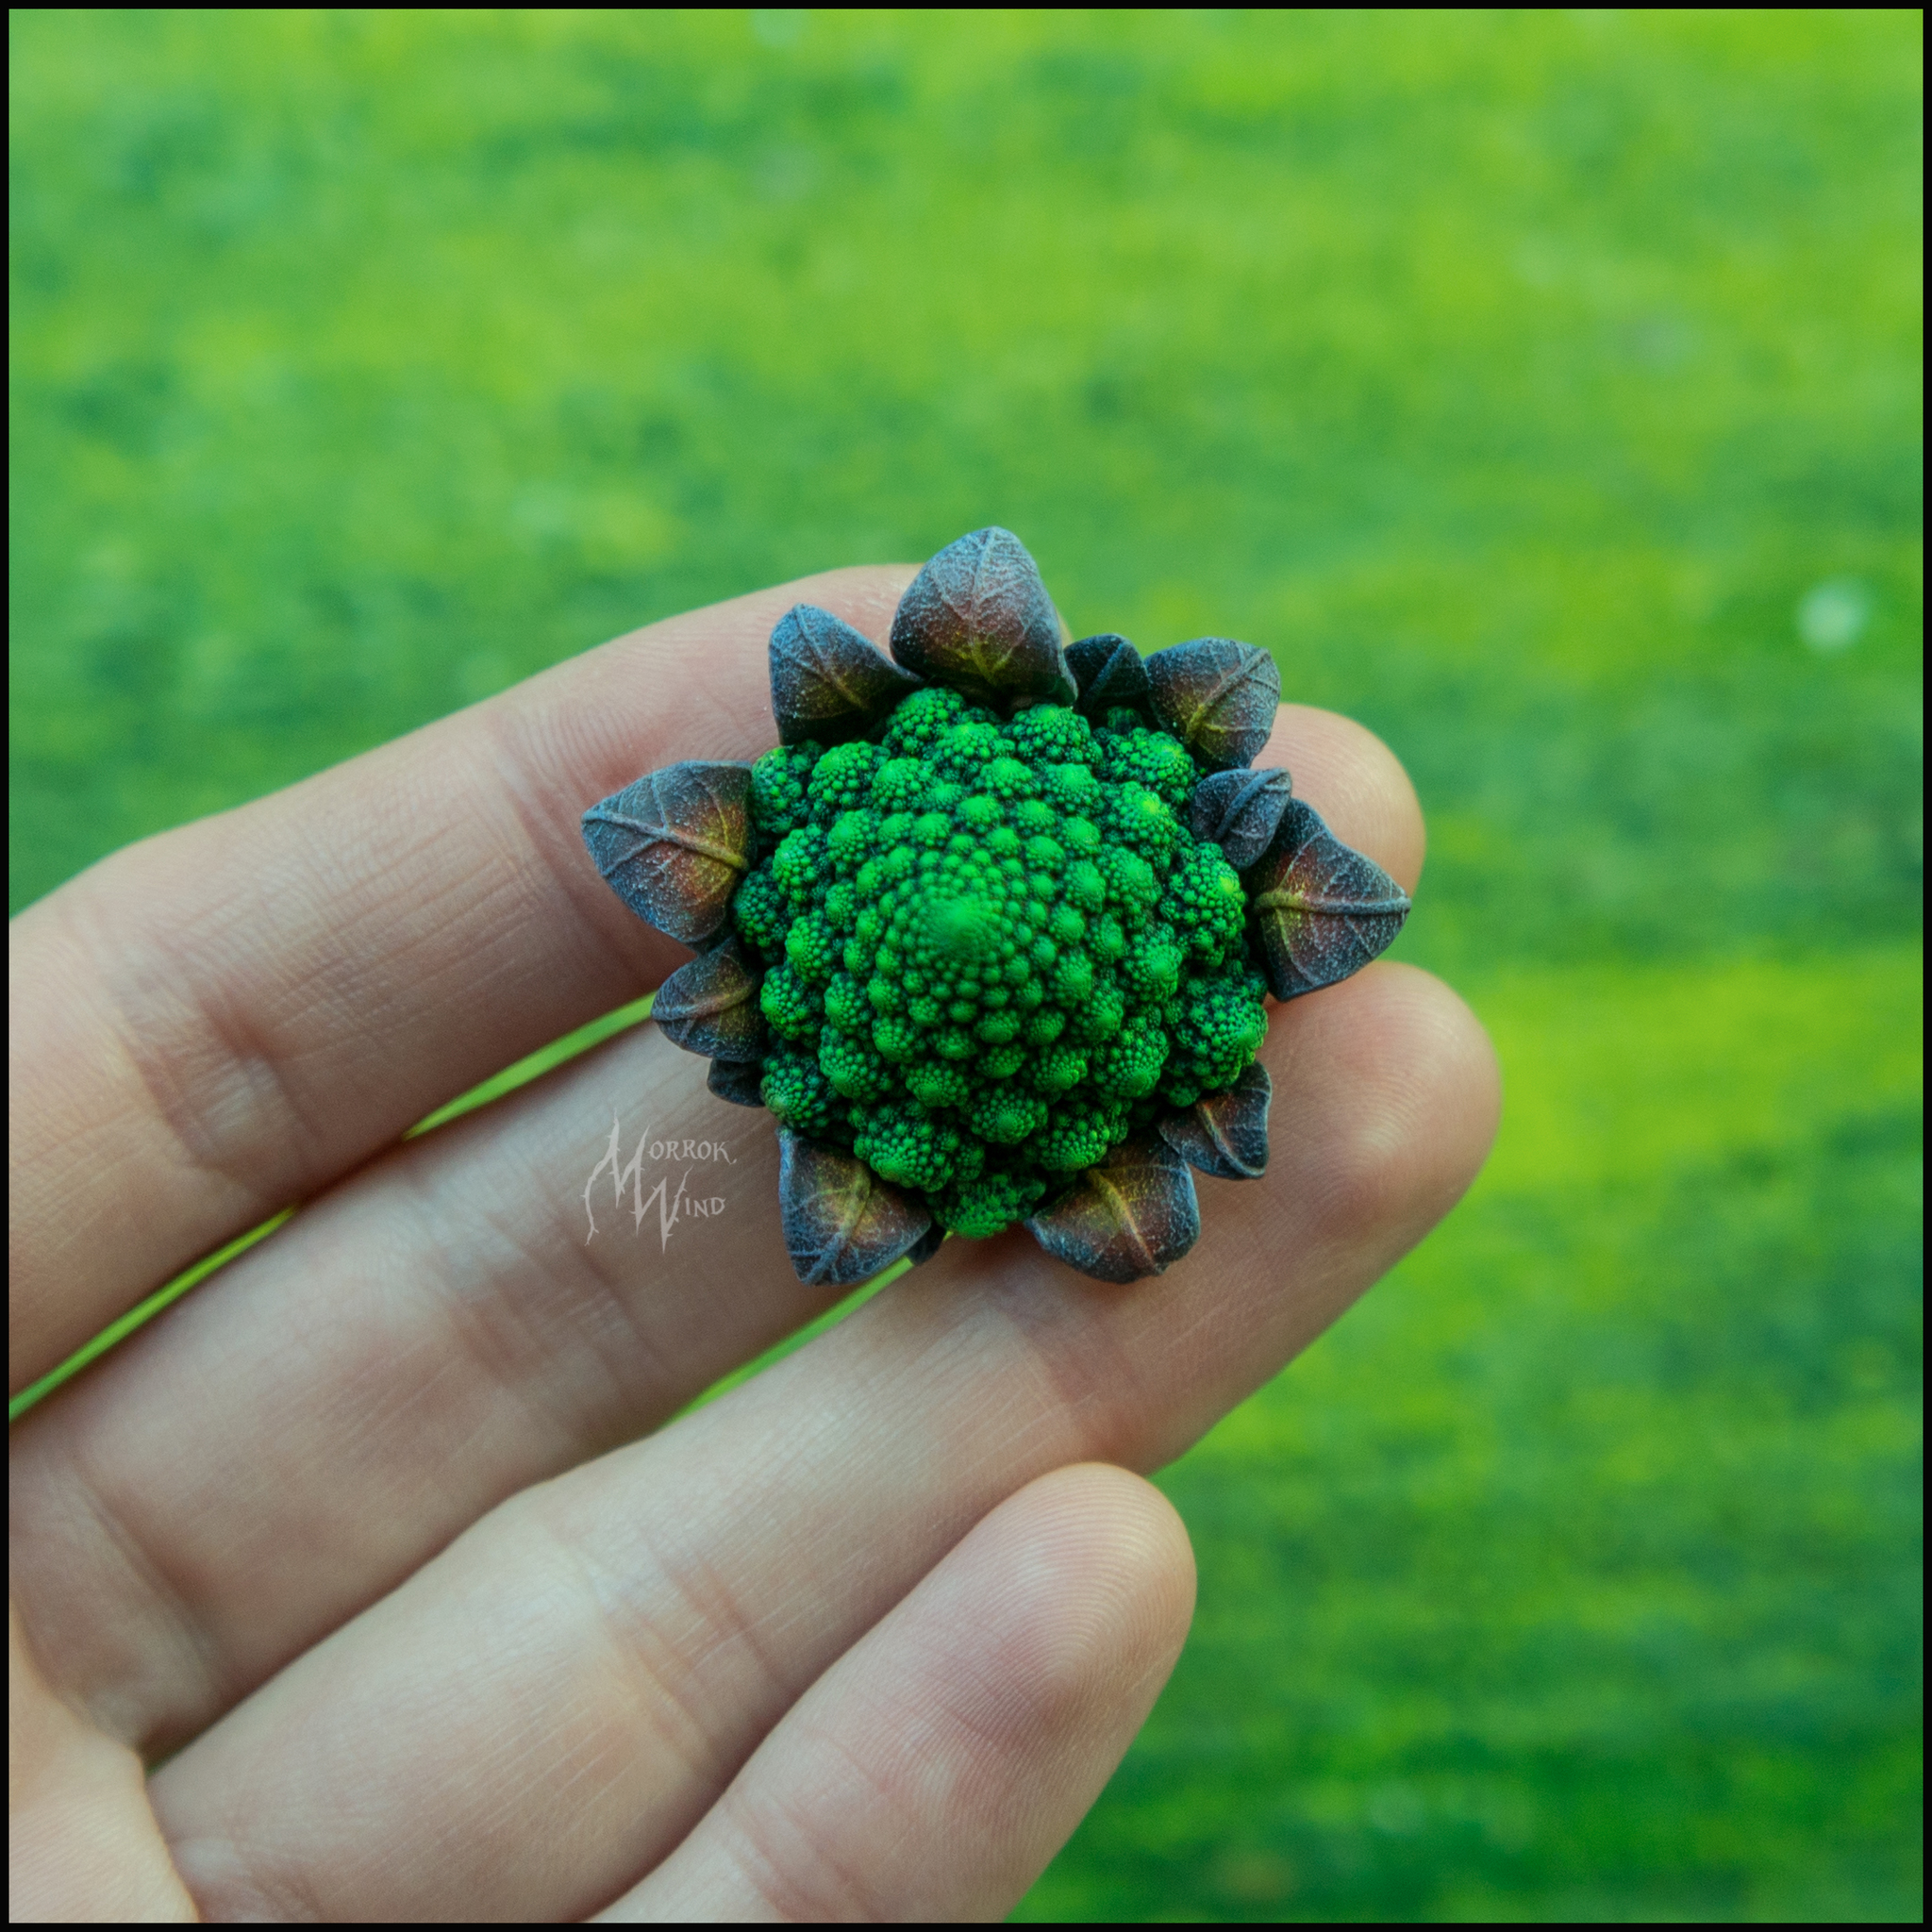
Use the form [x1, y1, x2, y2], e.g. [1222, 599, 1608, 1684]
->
[890, 526, 1073, 708]
[904, 1224, 946, 1268]
[1145, 638, 1280, 770]
[653, 938, 767, 1062]
[1066, 633, 1152, 724]
[770, 603, 923, 746]
[1188, 765, 1293, 869]
[581, 760, 754, 943]
[1158, 1062, 1272, 1180]
[778, 1130, 936, 1286]
[1245, 799, 1410, 1000]
[1024, 1133, 1201, 1282]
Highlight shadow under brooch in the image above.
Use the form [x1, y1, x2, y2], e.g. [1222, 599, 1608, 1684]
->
[582, 528, 1409, 1287]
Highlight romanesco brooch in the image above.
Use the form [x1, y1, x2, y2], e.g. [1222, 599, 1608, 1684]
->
[582, 528, 1409, 1286]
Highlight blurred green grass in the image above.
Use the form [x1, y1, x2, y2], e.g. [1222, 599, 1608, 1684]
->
[8, 8, 1922, 1922]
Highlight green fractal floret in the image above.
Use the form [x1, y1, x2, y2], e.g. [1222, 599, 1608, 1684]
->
[731, 686, 1269, 1236]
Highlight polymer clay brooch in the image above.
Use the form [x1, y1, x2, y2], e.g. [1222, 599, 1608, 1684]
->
[582, 528, 1409, 1286]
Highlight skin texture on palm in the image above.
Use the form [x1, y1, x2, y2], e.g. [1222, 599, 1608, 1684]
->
[7, 566, 1497, 1922]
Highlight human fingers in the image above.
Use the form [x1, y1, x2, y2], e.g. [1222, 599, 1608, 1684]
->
[10, 702, 1414, 1761]
[8, 564, 913, 1394]
[144, 964, 1498, 1923]
[601, 1465, 1193, 1924]
[7, 1607, 195, 1923]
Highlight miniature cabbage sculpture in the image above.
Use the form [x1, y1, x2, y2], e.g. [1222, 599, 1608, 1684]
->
[582, 528, 1409, 1285]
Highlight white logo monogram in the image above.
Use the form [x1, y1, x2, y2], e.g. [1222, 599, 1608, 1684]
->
[583, 1111, 735, 1250]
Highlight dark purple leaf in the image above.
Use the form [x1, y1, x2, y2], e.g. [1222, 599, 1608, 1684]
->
[1066, 633, 1151, 724]
[769, 603, 924, 746]
[778, 1129, 937, 1286]
[1144, 638, 1280, 770]
[1188, 766, 1293, 869]
[1158, 1061, 1272, 1180]
[1024, 1133, 1201, 1282]
[708, 1057, 767, 1108]
[889, 526, 1074, 708]
[1245, 799, 1410, 1000]
[653, 938, 766, 1061]
[904, 1224, 947, 1268]
[581, 761, 754, 943]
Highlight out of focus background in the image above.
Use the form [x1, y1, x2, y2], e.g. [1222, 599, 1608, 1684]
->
[9, 9, 1922, 1921]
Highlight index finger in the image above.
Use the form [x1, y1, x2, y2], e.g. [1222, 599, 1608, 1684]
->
[8, 565, 914, 1393]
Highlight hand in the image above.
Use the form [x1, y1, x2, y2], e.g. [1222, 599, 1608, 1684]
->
[9, 567, 1498, 1923]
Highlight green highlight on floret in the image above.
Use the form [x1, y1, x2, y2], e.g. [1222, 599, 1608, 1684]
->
[735, 685, 1269, 1237]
